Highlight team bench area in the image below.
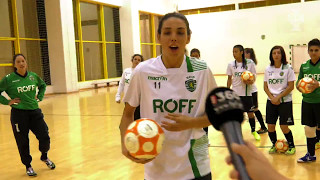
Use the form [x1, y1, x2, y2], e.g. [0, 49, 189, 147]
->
[91, 78, 121, 89]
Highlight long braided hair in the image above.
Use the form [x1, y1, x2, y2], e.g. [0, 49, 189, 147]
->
[233, 45, 247, 69]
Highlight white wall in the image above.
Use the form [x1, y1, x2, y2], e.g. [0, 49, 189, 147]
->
[186, 1, 320, 74]
[178, 0, 265, 10]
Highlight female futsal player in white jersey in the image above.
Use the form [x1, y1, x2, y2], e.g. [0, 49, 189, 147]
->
[264, 46, 296, 155]
[115, 54, 143, 120]
[227, 45, 260, 141]
[120, 12, 217, 180]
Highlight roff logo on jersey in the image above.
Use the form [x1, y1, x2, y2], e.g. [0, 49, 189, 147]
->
[17, 85, 35, 93]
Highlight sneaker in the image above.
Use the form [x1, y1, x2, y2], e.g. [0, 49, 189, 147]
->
[297, 153, 316, 163]
[316, 142, 320, 150]
[285, 147, 296, 155]
[257, 128, 268, 134]
[252, 131, 261, 141]
[26, 167, 37, 176]
[269, 146, 277, 154]
[42, 159, 56, 169]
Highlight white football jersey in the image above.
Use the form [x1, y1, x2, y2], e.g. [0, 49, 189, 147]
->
[226, 59, 256, 96]
[115, 68, 133, 102]
[123, 55, 217, 180]
[264, 64, 296, 103]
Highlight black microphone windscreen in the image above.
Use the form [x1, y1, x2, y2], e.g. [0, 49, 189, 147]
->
[205, 87, 244, 131]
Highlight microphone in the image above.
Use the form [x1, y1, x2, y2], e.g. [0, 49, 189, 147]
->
[205, 87, 250, 180]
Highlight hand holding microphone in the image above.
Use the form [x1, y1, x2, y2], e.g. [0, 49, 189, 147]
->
[205, 87, 289, 180]
[205, 87, 250, 180]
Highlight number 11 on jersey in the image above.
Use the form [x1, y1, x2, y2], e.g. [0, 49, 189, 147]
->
[154, 82, 161, 89]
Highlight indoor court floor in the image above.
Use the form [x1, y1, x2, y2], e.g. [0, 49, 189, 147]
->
[0, 74, 319, 180]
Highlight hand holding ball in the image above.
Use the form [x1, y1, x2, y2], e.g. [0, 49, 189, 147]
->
[241, 71, 254, 84]
[297, 77, 315, 94]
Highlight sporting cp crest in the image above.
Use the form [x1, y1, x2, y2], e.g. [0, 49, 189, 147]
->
[280, 72, 284, 76]
[185, 79, 197, 92]
[29, 75, 35, 81]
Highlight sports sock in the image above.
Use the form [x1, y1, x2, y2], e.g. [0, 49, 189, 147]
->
[284, 131, 295, 148]
[254, 110, 266, 129]
[249, 117, 256, 132]
[41, 152, 48, 160]
[307, 137, 317, 156]
[268, 131, 277, 145]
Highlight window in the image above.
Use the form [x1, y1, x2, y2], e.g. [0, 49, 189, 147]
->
[73, 0, 122, 81]
[0, 0, 50, 84]
[140, 12, 162, 60]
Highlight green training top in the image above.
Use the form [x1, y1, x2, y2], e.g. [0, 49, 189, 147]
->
[297, 59, 320, 103]
[0, 71, 46, 110]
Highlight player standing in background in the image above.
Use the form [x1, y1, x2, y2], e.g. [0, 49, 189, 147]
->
[263, 46, 296, 155]
[120, 12, 217, 180]
[115, 54, 143, 120]
[190, 48, 200, 59]
[0, 54, 55, 176]
[244, 48, 268, 134]
[227, 45, 261, 141]
[190, 48, 210, 138]
[296, 38, 320, 162]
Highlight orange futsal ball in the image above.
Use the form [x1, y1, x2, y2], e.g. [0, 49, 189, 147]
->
[275, 139, 289, 153]
[124, 118, 165, 159]
[241, 71, 254, 81]
[297, 77, 314, 94]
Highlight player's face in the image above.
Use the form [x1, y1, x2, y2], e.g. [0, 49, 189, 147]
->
[190, 52, 200, 59]
[233, 48, 243, 60]
[132, 56, 142, 68]
[157, 17, 190, 58]
[272, 49, 282, 63]
[308, 46, 320, 61]
[245, 52, 250, 59]
[14, 55, 27, 71]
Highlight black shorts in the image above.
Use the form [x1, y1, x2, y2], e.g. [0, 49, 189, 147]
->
[240, 96, 254, 112]
[266, 100, 294, 125]
[252, 92, 258, 109]
[301, 101, 320, 127]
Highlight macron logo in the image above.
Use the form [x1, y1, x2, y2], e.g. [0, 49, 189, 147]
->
[12, 79, 20, 83]
[17, 85, 35, 93]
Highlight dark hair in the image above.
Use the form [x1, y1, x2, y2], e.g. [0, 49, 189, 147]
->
[157, 12, 191, 35]
[308, 38, 320, 50]
[131, 54, 144, 62]
[233, 45, 246, 69]
[13, 54, 26, 71]
[244, 48, 257, 65]
[269, 46, 287, 66]
[190, 48, 200, 57]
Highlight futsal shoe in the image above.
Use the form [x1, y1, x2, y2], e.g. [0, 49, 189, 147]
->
[257, 128, 268, 134]
[297, 153, 316, 163]
[285, 147, 296, 155]
[42, 159, 56, 169]
[269, 146, 277, 154]
[26, 167, 37, 177]
[252, 131, 261, 141]
[315, 142, 320, 150]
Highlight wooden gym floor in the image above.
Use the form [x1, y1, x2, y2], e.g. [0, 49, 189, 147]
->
[0, 74, 319, 180]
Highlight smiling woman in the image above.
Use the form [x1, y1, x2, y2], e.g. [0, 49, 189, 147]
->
[119, 12, 217, 180]
[0, 54, 55, 177]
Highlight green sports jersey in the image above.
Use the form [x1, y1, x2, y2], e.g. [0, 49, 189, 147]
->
[0, 71, 46, 110]
[297, 59, 320, 103]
